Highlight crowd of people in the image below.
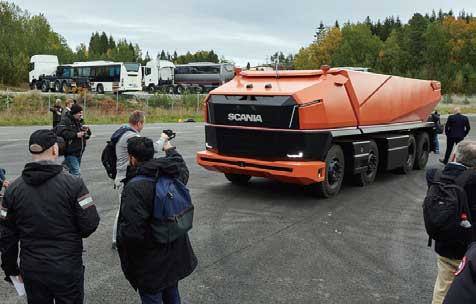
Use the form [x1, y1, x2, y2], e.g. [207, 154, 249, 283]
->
[0, 102, 475, 304]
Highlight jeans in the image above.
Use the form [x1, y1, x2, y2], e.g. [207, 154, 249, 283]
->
[139, 284, 180, 304]
[65, 155, 81, 176]
[433, 134, 440, 153]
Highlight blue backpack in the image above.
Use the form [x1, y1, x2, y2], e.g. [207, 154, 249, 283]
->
[131, 175, 194, 243]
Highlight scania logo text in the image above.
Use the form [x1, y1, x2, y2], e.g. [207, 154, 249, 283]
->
[228, 113, 263, 123]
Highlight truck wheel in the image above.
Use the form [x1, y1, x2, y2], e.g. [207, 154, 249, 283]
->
[396, 135, 416, 174]
[167, 86, 175, 94]
[175, 85, 184, 95]
[352, 140, 379, 186]
[62, 81, 69, 93]
[314, 144, 345, 198]
[225, 173, 251, 185]
[414, 132, 430, 170]
[97, 84, 104, 94]
[54, 81, 62, 92]
[41, 81, 49, 92]
[148, 84, 155, 93]
[196, 85, 204, 94]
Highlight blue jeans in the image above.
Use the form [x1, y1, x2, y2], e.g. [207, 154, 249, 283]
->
[65, 155, 81, 176]
[434, 134, 440, 153]
[139, 284, 180, 304]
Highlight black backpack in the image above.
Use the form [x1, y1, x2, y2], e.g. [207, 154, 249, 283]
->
[101, 126, 136, 179]
[423, 170, 474, 246]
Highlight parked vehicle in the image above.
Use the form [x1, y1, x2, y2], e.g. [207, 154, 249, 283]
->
[196, 66, 442, 197]
[144, 61, 235, 94]
[29, 55, 142, 93]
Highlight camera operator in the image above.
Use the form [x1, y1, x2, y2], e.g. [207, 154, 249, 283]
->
[56, 104, 91, 176]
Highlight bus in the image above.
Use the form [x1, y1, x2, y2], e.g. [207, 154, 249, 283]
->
[72, 61, 142, 93]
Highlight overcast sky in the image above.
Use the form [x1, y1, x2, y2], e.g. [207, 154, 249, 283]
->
[11, 0, 476, 66]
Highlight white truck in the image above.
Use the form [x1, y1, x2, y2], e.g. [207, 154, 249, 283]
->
[28, 55, 59, 89]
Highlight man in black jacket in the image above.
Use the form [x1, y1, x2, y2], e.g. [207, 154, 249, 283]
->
[117, 136, 196, 304]
[427, 141, 476, 304]
[57, 104, 91, 176]
[441, 107, 471, 164]
[0, 129, 100, 304]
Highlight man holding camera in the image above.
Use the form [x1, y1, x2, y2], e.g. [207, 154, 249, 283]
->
[57, 104, 91, 176]
[110, 110, 176, 249]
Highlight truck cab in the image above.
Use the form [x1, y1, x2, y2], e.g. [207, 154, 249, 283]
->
[29, 55, 59, 89]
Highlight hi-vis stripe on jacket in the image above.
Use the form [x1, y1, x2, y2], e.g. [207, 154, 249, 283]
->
[0, 206, 7, 220]
[78, 194, 94, 209]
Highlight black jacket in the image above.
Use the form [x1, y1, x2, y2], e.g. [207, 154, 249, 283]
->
[0, 160, 99, 277]
[443, 242, 476, 304]
[56, 111, 91, 157]
[445, 113, 470, 139]
[117, 148, 197, 293]
[49, 106, 63, 126]
[427, 164, 476, 259]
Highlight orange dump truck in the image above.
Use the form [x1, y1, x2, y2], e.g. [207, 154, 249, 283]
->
[196, 66, 441, 197]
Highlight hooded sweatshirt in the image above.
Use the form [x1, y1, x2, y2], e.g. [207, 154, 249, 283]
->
[0, 160, 100, 276]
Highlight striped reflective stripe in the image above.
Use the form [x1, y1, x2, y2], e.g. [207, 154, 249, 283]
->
[78, 195, 94, 209]
[0, 208, 7, 219]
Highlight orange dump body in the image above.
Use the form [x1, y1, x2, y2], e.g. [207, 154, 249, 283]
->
[211, 68, 441, 129]
[197, 68, 441, 185]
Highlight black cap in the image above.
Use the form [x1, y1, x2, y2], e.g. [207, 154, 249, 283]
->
[29, 129, 59, 154]
[71, 104, 83, 115]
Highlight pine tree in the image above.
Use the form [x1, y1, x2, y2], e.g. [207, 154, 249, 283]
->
[314, 21, 327, 43]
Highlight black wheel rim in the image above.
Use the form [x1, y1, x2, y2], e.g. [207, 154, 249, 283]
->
[407, 140, 415, 167]
[366, 151, 378, 176]
[328, 158, 343, 187]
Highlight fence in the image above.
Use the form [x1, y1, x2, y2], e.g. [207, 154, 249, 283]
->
[0, 90, 206, 125]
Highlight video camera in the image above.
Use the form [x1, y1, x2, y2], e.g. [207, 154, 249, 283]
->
[163, 129, 176, 140]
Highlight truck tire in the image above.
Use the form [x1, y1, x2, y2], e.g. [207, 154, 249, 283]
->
[225, 173, 251, 185]
[62, 81, 69, 93]
[167, 86, 175, 95]
[196, 85, 205, 94]
[54, 81, 62, 92]
[148, 84, 155, 93]
[96, 84, 104, 94]
[414, 132, 430, 170]
[352, 140, 379, 186]
[396, 134, 416, 174]
[41, 81, 49, 92]
[175, 85, 185, 95]
[314, 144, 345, 198]
[30, 81, 36, 90]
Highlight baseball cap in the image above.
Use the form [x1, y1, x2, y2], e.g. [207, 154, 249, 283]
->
[29, 129, 60, 154]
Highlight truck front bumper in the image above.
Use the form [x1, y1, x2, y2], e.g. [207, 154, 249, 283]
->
[196, 150, 325, 185]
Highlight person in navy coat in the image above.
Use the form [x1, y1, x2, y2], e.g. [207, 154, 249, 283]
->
[441, 107, 471, 164]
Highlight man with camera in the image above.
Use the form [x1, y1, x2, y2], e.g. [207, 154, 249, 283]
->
[56, 104, 91, 176]
[109, 110, 177, 249]
[117, 136, 196, 304]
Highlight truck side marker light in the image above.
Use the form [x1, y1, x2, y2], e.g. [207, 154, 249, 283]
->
[246, 83, 253, 89]
[265, 84, 272, 89]
[318, 169, 323, 178]
[287, 152, 303, 158]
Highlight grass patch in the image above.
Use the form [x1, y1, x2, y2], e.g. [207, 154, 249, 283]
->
[0, 92, 205, 126]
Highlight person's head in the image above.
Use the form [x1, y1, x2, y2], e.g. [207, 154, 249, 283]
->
[29, 129, 60, 161]
[66, 99, 73, 109]
[71, 104, 83, 121]
[127, 137, 154, 167]
[454, 106, 461, 114]
[55, 99, 62, 107]
[128, 111, 145, 132]
[455, 141, 476, 168]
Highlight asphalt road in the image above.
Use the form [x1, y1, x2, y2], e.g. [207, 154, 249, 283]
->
[0, 121, 475, 304]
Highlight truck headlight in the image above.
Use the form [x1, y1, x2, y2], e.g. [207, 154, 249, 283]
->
[287, 152, 303, 158]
